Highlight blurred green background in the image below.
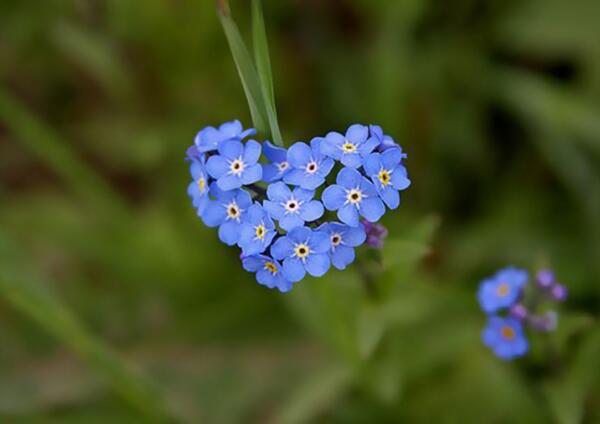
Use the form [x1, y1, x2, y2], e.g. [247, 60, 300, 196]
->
[1, 0, 600, 422]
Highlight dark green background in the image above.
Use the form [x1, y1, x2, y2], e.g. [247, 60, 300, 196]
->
[1, 0, 599, 422]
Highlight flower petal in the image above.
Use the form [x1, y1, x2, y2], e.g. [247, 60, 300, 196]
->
[360, 197, 385, 222]
[336, 167, 362, 188]
[242, 255, 266, 272]
[391, 169, 411, 190]
[300, 200, 324, 222]
[305, 253, 330, 277]
[218, 221, 240, 245]
[331, 245, 355, 270]
[282, 168, 304, 186]
[322, 185, 346, 210]
[340, 153, 362, 169]
[201, 201, 226, 227]
[363, 153, 381, 177]
[283, 257, 306, 282]
[309, 230, 331, 253]
[241, 164, 262, 185]
[343, 225, 367, 246]
[267, 181, 291, 202]
[381, 147, 402, 169]
[287, 142, 312, 167]
[263, 200, 284, 220]
[218, 139, 243, 159]
[243, 140, 262, 164]
[345, 124, 368, 143]
[263, 141, 287, 162]
[206, 155, 229, 179]
[217, 174, 242, 191]
[271, 237, 294, 260]
[320, 137, 341, 160]
[279, 214, 304, 231]
[219, 120, 243, 137]
[380, 186, 400, 209]
[338, 203, 359, 226]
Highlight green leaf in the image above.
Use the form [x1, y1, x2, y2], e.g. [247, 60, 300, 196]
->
[252, 0, 284, 146]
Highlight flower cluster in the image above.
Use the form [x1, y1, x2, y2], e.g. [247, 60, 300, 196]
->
[187, 120, 410, 292]
[478, 267, 567, 360]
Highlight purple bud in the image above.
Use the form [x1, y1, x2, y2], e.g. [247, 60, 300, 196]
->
[550, 284, 568, 302]
[362, 220, 388, 249]
[536, 269, 555, 289]
[186, 145, 200, 161]
[509, 303, 528, 321]
[528, 311, 558, 332]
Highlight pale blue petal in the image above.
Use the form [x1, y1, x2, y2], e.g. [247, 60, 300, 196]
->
[391, 170, 411, 190]
[219, 120, 243, 137]
[218, 221, 240, 245]
[243, 140, 262, 164]
[363, 153, 381, 177]
[256, 269, 277, 288]
[381, 147, 402, 169]
[218, 139, 243, 159]
[343, 226, 366, 246]
[262, 164, 281, 182]
[293, 188, 315, 202]
[242, 255, 266, 272]
[245, 204, 263, 223]
[320, 137, 341, 159]
[325, 131, 345, 146]
[337, 167, 362, 188]
[201, 201, 226, 227]
[263, 200, 284, 220]
[359, 177, 378, 197]
[380, 186, 400, 209]
[217, 174, 242, 191]
[340, 153, 362, 168]
[271, 237, 294, 260]
[287, 142, 311, 167]
[241, 164, 262, 185]
[287, 226, 312, 243]
[319, 158, 335, 176]
[206, 155, 229, 178]
[282, 168, 304, 186]
[305, 253, 330, 277]
[332, 246, 355, 270]
[338, 204, 359, 226]
[345, 124, 368, 143]
[309, 231, 331, 253]
[235, 189, 253, 208]
[267, 181, 291, 202]
[359, 137, 379, 156]
[264, 141, 287, 162]
[283, 257, 306, 282]
[360, 197, 385, 222]
[322, 185, 346, 210]
[300, 201, 324, 221]
[279, 214, 304, 231]
[301, 174, 325, 190]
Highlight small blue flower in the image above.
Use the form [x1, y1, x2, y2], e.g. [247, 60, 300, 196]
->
[369, 124, 407, 154]
[317, 222, 366, 270]
[206, 139, 263, 191]
[320, 124, 379, 168]
[271, 226, 331, 282]
[201, 183, 252, 246]
[263, 182, 324, 231]
[283, 138, 334, 190]
[482, 316, 528, 360]
[478, 267, 528, 314]
[363, 148, 411, 209]
[187, 156, 210, 214]
[194, 120, 256, 153]
[238, 204, 277, 255]
[262, 141, 291, 183]
[322, 167, 385, 227]
[242, 255, 293, 293]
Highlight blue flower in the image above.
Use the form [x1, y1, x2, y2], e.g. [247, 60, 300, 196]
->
[320, 124, 379, 168]
[201, 183, 252, 245]
[194, 120, 256, 153]
[262, 141, 291, 183]
[478, 267, 528, 314]
[206, 139, 263, 191]
[322, 167, 385, 227]
[369, 124, 407, 154]
[283, 138, 334, 190]
[238, 204, 277, 255]
[482, 316, 528, 360]
[187, 156, 210, 214]
[363, 148, 411, 209]
[271, 226, 331, 282]
[263, 182, 324, 231]
[242, 255, 293, 293]
[317, 222, 366, 270]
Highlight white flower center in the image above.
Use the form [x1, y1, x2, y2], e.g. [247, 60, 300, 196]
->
[225, 202, 241, 221]
[331, 233, 342, 248]
[294, 243, 310, 260]
[229, 158, 245, 176]
[278, 161, 289, 172]
[346, 188, 363, 205]
[305, 161, 318, 174]
[283, 197, 302, 214]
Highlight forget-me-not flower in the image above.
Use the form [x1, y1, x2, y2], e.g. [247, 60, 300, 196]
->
[242, 255, 293, 293]
[201, 183, 252, 246]
[271, 226, 331, 282]
[187, 156, 210, 214]
[369, 124, 407, 155]
[478, 267, 528, 314]
[317, 222, 366, 270]
[262, 141, 291, 183]
[283, 138, 334, 190]
[320, 124, 379, 168]
[206, 139, 263, 191]
[194, 120, 256, 153]
[263, 182, 324, 231]
[322, 167, 385, 227]
[482, 316, 529, 360]
[363, 148, 411, 209]
[238, 204, 277, 255]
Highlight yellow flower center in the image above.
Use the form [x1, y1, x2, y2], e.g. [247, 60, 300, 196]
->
[496, 283, 510, 297]
[198, 177, 207, 193]
[294, 244, 310, 259]
[378, 170, 391, 187]
[255, 224, 266, 240]
[347, 189, 362, 204]
[264, 261, 278, 274]
[331, 234, 342, 247]
[342, 142, 357, 153]
[230, 159, 245, 175]
[501, 325, 515, 340]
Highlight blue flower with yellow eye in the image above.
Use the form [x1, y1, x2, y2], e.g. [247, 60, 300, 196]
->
[363, 148, 411, 209]
[242, 255, 293, 293]
[238, 204, 276, 255]
[187, 155, 210, 214]
[283, 138, 334, 190]
[194, 120, 256, 153]
[206, 139, 263, 191]
[317, 222, 366, 270]
[271, 226, 331, 282]
[320, 124, 379, 168]
[322, 167, 385, 227]
[482, 316, 528, 360]
[262, 141, 291, 183]
[263, 182, 324, 231]
[201, 183, 252, 246]
[478, 267, 528, 314]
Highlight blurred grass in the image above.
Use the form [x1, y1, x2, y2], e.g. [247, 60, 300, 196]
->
[1, 0, 600, 422]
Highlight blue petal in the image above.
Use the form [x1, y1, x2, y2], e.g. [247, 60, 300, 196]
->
[275, 276, 293, 293]
[256, 269, 277, 288]
[239, 127, 257, 139]
[309, 137, 325, 159]
[338, 203, 359, 226]
[320, 136, 342, 160]
[217, 174, 242, 191]
[287, 142, 312, 167]
[271, 237, 294, 260]
[305, 253, 330, 277]
[380, 186, 400, 209]
[279, 214, 304, 231]
[195, 127, 220, 152]
[319, 158, 335, 177]
[201, 201, 226, 227]
[322, 185, 346, 210]
[218, 221, 240, 245]
[331, 246, 355, 270]
[235, 189, 253, 208]
[219, 120, 243, 137]
[262, 164, 281, 182]
[242, 255, 266, 272]
[263, 141, 287, 162]
[359, 137, 379, 156]
[190, 161, 204, 179]
[301, 174, 325, 190]
[245, 204, 263, 223]
[243, 140, 262, 164]
[282, 168, 305, 186]
[283, 257, 306, 282]
[263, 200, 285, 220]
[340, 152, 362, 169]
[293, 188, 315, 202]
[363, 153, 381, 177]
[218, 139, 243, 159]
[381, 147, 402, 169]
[309, 231, 331, 253]
[336, 167, 362, 188]
[359, 177, 378, 197]
[391, 168, 411, 190]
[345, 124, 368, 143]
[300, 201, 324, 222]
[206, 155, 229, 179]
[343, 225, 367, 246]
[241, 164, 262, 185]
[267, 181, 291, 202]
[360, 197, 385, 222]
[287, 226, 312, 243]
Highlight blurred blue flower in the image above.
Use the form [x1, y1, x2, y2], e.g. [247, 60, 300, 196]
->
[206, 139, 263, 191]
[187, 156, 210, 215]
[321, 124, 379, 168]
[369, 124, 407, 155]
[322, 167, 385, 227]
[482, 316, 528, 360]
[242, 255, 293, 293]
[478, 267, 528, 314]
[317, 222, 366, 270]
[363, 148, 411, 209]
[283, 138, 334, 190]
[201, 183, 252, 246]
[262, 141, 291, 182]
[194, 120, 256, 153]
[263, 182, 324, 231]
[238, 204, 276, 255]
[271, 226, 331, 282]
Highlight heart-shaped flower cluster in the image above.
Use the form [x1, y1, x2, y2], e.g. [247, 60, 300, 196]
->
[186, 120, 410, 292]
